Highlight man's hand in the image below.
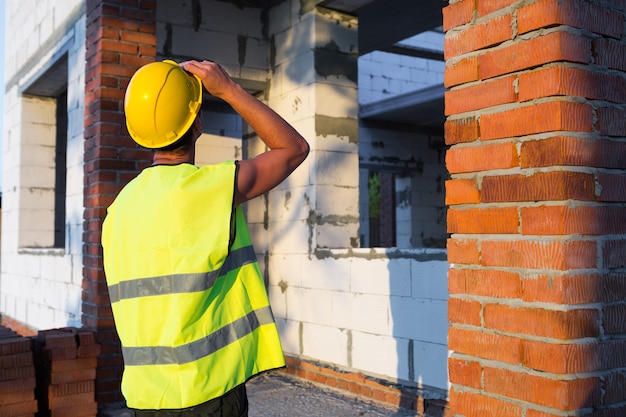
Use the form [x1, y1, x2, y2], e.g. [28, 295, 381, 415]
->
[179, 59, 309, 206]
[180, 60, 237, 100]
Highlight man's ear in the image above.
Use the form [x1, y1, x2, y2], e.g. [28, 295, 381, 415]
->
[192, 113, 203, 140]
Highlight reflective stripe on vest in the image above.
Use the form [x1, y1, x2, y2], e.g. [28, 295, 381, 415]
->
[122, 305, 274, 366]
[107, 245, 257, 303]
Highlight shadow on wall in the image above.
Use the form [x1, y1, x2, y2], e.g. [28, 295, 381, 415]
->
[389, 249, 449, 413]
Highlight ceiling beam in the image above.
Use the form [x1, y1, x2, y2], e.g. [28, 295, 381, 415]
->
[379, 44, 444, 61]
[358, 0, 443, 55]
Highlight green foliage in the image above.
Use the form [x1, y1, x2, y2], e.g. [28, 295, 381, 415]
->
[369, 172, 380, 218]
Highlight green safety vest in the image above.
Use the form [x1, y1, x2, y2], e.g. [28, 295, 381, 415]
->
[101, 162, 285, 410]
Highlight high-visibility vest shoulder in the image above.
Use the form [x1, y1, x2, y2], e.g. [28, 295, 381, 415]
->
[102, 162, 285, 410]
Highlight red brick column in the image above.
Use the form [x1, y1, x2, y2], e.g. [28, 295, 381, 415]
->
[83, 0, 155, 405]
[443, 1, 626, 416]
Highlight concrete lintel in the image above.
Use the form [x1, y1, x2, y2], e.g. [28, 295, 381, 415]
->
[359, 84, 445, 127]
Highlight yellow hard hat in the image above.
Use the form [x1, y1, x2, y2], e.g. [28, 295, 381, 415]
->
[124, 60, 203, 148]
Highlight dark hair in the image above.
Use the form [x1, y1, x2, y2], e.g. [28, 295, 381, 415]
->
[157, 129, 194, 155]
[156, 110, 202, 155]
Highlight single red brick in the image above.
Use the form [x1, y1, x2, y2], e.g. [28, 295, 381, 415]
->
[448, 297, 482, 326]
[50, 368, 97, 385]
[445, 14, 513, 59]
[521, 273, 607, 304]
[445, 179, 480, 205]
[0, 352, 33, 369]
[481, 171, 595, 202]
[522, 206, 626, 235]
[0, 399, 38, 417]
[48, 380, 95, 398]
[95, 38, 138, 58]
[443, 0, 475, 31]
[484, 367, 601, 410]
[449, 327, 522, 364]
[447, 238, 480, 265]
[518, 0, 623, 38]
[449, 268, 521, 298]
[600, 339, 626, 372]
[603, 239, 626, 269]
[479, 32, 591, 79]
[481, 239, 597, 270]
[99, 15, 139, 31]
[77, 344, 102, 359]
[444, 116, 479, 145]
[448, 357, 482, 389]
[0, 338, 31, 355]
[0, 377, 36, 393]
[522, 339, 602, 374]
[446, 142, 518, 173]
[444, 56, 479, 88]
[448, 207, 519, 234]
[593, 38, 626, 71]
[521, 136, 626, 169]
[484, 304, 600, 339]
[369, 386, 387, 403]
[445, 75, 517, 115]
[120, 30, 156, 45]
[0, 365, 35, 381]
[0, 388, 35, 406]
[449, 388, 523, 417]
[44, 347, 78, 361]
[596, 107, 626, 137]
[604, 305, 626, 335]
[605, 371, 626, 403]
[480, 101, 593, 140]
[48, 391, 95, 409]
[518, 67, 626, 103]
[138, 44, 157, 58]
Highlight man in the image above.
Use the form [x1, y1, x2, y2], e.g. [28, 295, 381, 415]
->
[101, 59, 309, 416]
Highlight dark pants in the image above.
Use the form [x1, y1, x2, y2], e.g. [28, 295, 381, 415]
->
[132, 384, 248, 417]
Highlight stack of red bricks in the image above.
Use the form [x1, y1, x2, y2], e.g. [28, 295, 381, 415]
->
[34, 327, 101, 417]
[0, 326, 38, 417]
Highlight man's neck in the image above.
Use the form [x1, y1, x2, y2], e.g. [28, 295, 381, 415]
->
[152, 150, 194, 166]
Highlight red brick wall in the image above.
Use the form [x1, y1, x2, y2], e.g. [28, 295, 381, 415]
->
[83, 0, 156, 405]
[443, 1, 626, 416]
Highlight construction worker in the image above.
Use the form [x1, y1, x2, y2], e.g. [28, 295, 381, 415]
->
[101, 59, 309, 416]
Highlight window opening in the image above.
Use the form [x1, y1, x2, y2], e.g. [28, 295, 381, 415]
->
[368, 171, 396, 247]
[54, 90, 68, 248]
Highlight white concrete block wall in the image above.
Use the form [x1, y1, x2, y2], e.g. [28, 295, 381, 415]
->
[1, 0, 85, 331]
[156, 0, 267, 80]
[351, 331, 410, 381]
[359, 30, 445, 105]
[302, 322, 350, 366]
[268, 249, 448, 390]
